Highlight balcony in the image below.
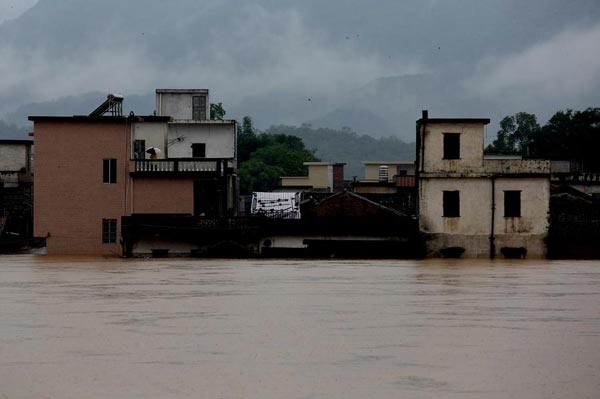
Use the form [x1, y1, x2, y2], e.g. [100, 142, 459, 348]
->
[130, 158, 233, 177]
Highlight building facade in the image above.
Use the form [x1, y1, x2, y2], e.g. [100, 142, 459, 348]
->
[416, 111, 550, 258]
[0, 139, 34, 243]
[353, 161, 415, 194]
[31, 89, 237, 255]
[280, 162, 345, 192]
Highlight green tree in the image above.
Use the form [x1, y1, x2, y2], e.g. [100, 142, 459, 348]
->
[237, 116, 261, 163]
[486, 112, 540, 155]
[210, 102, 226, 120]
[237, 116, 320, 193]
[531, 108, 600, 170]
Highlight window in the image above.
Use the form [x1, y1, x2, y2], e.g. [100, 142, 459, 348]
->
[443, 190, 460, 217]
[133, 140, 146, 159]
[103, 159, 117, 184]
[192, 96, 206, 120]
[102, 219, 117, 243]
[443, 133, 460, 159]
[504, 190, 521, 217]
[191, 143, 206, 158]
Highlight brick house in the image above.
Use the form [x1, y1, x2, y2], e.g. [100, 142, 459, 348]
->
[30, 90, 237, 255]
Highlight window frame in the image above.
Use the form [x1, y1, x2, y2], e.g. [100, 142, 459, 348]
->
[102, 158, 117, 184]
[504, 190, 522, 217]
[443, 133, 461, 160]
[192, 95, 207, 120]
[443, 190, 460, 217]
[133, 139, 146, 160]
[191, 143, 206, 158]
[102, 218, 117, 244]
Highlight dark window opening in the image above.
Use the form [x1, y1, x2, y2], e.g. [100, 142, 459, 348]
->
[102, 219, 117, 243]
[443, 133, 460, 159]
[443, 190, 460, 217]
[102, 159, 117, 184]
[191, 143, 206, 158]
[192, 96, 207, 120]
[504, 190, 521, 217]
[133, 140, 146, 159]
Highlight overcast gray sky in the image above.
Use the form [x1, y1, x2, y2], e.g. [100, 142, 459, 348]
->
[1, 0, 599, 141]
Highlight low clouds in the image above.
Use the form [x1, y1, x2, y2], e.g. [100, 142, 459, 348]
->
[0, 0, 37, 24]
[0, 0, 599, 136]
[469, 22, 600, 99]
[0, 3, 417, 118]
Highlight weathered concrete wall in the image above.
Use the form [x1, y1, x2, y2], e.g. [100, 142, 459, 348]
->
[33, 120, 129, 255]
[0, 144, 29, 171]
[132, 178, 194, 214]
[167, 122, 235, 159]
[419, 178, 492, 236]
[156, 90, 209, 120]
[132, 122, 167, 159]
[423, 122, 485, 173]
[419, 177, 549, 258]
[484, 159, 550, 175]
[494, 177, 549, 236]
[423, 233, 546, 258]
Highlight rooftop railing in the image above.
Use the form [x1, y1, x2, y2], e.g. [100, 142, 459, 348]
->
[132, 158, 232, 174]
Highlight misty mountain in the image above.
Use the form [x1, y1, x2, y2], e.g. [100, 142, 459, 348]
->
[305, 107, 399, 138]
[266, 125, 414, 179]
[1, 0, 598, 142]
[4, 92, 155, 127]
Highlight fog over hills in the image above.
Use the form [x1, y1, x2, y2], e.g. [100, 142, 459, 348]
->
[1, 0, 599, 142]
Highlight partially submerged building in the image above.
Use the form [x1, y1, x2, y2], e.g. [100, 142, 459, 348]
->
[416, 111, 550, 258]
[0, 139, 34, 248]
[31, 90, 237, 255]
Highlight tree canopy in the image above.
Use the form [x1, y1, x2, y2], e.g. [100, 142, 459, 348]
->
[485, 112, 540, 155]
[238, 117, 319, 193]
[487, 108, 600, 171]
[210, 102, 226, 120]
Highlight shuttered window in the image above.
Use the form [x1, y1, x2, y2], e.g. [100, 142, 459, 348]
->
[192, 96, 207, 120]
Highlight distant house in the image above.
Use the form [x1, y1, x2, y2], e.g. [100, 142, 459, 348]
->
[0, 139, 33, 188]
[30, 89, 237, 256]
[258, 190, 421, 258]
[280, 162, 345, 192]
[416, 111, 550, 258]
[0, 139, 34, 242]
[353, 161, 415, 194]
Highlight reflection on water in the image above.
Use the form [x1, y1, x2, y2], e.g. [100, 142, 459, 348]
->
[1, 255, 599, 399]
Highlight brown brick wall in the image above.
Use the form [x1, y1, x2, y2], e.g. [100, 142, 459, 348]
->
[133, 178, 194, 214]
[34, 120, 130, 255]
[332, 164, 344, 192]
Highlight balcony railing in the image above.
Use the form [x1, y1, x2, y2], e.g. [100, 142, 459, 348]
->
[132, 158, 232, 175]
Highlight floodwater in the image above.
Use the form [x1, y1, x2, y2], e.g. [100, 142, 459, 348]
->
[1, 256, 599, 399]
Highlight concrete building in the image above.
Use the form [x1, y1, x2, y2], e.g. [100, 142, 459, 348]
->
[0, 139, 34, 244]
[0, 139, 33, 188]
[416, 111, 550, 258]
[353, 161, 415, 194]
[280, 162, 345, 192]
[30, 90, 237, 256]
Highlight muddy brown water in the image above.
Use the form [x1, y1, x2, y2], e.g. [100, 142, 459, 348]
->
[1, 255, 599, 398]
